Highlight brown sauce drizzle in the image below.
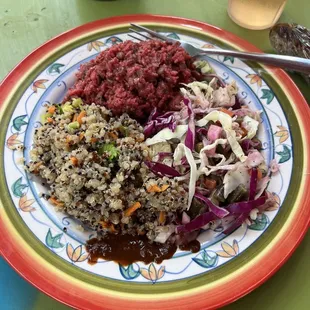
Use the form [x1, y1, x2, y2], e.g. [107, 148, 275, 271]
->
[86, 234, 201, 266]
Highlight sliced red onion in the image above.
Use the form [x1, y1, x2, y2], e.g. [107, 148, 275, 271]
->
[231, 94, 241, 110]
[249, 168, 258, 201]
[180, 156, 188, 166]
[144, 161, 181, 178]
[222, 213, 249, 235]
[241, 139, 262, 155]
[155, 152, 173, 162]
[194, 193, 229, 218]
[144, 108, 177, 137]
[176, 211, 217, 234]
[148, 108, 160, 122]
[184, 98, 196, 151]
[226, 195, 267, 215]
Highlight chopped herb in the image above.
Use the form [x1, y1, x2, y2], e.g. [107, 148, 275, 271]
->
[98, 143, 119, 160]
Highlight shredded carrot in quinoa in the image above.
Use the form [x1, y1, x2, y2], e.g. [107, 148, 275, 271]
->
[147, 184, 169, 193]
[158, 211, 166, 224]
[66, 136, 71, 145]
[32, 161, 43, 173]
[108, 132, 118, 140]
[124, 202, 141, 217]
[70, 157, 78, 166]
[47, 106, 56, 114]
[79, 132, 84, 141]
[147, 184, 162, 193]
[49, 197, 64, 207]
[99, 221, 117, 233]
[160, 184, 170, 192]
[77, 111, 86, 125]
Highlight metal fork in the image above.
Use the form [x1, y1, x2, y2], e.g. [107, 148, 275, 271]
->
[129, 23, 310, 74]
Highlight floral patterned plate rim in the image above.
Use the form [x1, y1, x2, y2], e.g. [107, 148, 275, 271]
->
[0, 15, 309, 310]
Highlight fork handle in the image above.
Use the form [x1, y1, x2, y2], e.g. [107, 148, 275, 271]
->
[199, 48, 310, 74]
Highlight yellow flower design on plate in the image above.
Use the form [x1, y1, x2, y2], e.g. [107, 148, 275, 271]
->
[246, 74, 262, 88]
[140, 263, 165, 283]
[275, 126, 289, 143]
[32, 79, 49, 93]
[87, 40, 104, 52]
[6, 133, 22, 150]
[66, 243, 88, 263]
[19, 195, 35, 212]
[216, 239, 239, 258]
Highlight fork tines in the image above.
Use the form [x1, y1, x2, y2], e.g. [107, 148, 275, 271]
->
[129, 23, 174, 43]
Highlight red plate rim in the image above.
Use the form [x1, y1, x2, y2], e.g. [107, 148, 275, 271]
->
[0, 14, 309, 310]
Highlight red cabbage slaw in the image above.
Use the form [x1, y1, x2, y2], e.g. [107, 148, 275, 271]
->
[144, 75, 278, 243]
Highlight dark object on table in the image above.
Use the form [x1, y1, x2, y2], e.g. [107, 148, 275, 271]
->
[270, 23, 310, 83]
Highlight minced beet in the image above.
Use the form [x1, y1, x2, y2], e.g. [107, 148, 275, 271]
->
[65, 40, 201, 121]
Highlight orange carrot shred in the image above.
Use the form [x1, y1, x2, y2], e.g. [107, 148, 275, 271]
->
[77, 111, 86, 125]
[99, 221, 109, 228]
[108, 132, 118, 140]
[48, 106, 56, 114]
[33, 161, 43, 174]
[91, 137, 98, 143]
[79, 132, 85, 141]
[204, 178, 217, 189]
[66, 136, 71, 144]
[124, 202, 141, 217]
[49, 197, 64, 207]
[109, 224, 117, 233]
[70, 157, 78, 166]
[47, 117, 53, 123]
[147, 185, 162, 193]
[240, 127, 248, 138]
[257, 169, 263, 181]
[159, 211, 166, 224]
[248, 168, 263, 181]
[220, 108, 234, 117]
[160, 184, 170, 192]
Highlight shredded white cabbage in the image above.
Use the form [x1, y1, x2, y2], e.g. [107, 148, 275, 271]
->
[223, 165, 250, 199]
[242, 116, 259, 140]
[145, 125, 188, 146]
[174, 143, 197, 210]
[197, 138, 227, 173]
[196, 111, 247, 162]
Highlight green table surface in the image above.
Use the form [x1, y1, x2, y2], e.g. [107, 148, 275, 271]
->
[0, 0, 309, 309]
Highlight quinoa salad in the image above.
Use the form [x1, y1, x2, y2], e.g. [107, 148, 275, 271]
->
[26, 40, 279, 265]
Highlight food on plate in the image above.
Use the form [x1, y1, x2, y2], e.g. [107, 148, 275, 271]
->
[65, 40, 202, 120]
[27, 40, 278, 265]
